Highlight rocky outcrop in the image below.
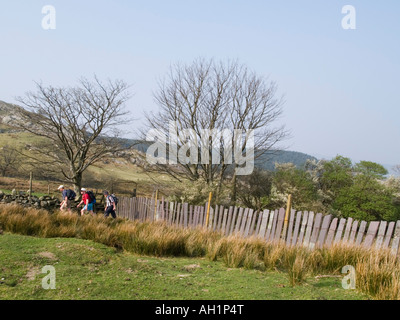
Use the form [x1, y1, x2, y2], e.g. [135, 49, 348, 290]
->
[0, 100, 26, 128]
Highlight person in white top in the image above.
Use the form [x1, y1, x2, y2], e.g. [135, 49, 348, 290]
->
[103, 190, 116, 219]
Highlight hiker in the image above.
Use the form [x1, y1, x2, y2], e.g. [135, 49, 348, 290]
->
[103, 190, 117, 219]
[77, 188, 94, 216]
[58, 185, 76, 212]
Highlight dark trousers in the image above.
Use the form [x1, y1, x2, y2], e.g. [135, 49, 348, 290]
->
[104, 206, 116, 219]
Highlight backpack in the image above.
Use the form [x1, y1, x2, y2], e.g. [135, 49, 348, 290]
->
[66, 189, 76, 201]
[87, 190, 96, 204]
[109, 194, 118, 206]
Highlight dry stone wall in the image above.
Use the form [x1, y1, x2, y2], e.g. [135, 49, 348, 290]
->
[0, 190, 62, 210]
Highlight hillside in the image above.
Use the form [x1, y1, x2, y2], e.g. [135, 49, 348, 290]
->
[0, 100, 25, 131]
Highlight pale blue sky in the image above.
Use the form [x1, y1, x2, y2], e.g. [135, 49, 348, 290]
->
[0, 1, 399, 166]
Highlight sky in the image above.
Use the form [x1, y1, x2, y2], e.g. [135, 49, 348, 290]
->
[0, 0, 399, 167]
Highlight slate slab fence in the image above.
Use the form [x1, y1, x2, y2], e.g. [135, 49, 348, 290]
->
[117, 196, 400, 257]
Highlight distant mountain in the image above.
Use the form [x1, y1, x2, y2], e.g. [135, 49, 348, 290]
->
[255, 150, 317, 171]
[122, 139, 317, 172]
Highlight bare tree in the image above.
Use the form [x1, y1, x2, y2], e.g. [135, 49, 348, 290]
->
[142, 58, 288, 201]
[15, 76, 132, 193]
[0, 144, 21, 177]
[236, 168, 273, 211]
[228, 65, 288, 202]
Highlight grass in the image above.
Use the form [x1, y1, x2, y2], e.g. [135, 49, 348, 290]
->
[0, 233, 368, 300]
[1, 204, 399, 300]
[88, 160, 176, 186]
[0, 189, 51, 198]
[0, 177, 54, 196]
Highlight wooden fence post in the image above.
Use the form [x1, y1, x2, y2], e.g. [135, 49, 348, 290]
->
[282, 194, 292, 240]
[205, 192, 212, 227]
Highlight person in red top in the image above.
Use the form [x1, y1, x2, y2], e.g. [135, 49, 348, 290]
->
[77, 188, 94, 216]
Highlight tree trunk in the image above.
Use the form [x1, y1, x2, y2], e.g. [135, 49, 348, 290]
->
[73, 172, 83, 199]
[231, 171, 237, 206]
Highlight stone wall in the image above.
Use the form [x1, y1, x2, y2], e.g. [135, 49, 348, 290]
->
[0, 190, 105, 213]
[0, 190, 61, 210]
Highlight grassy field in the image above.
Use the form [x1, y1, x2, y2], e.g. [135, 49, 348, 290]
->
[2, 205, 399, 300]
[0, 233, 369, 300]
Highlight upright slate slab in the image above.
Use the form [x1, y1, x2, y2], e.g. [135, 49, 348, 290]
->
[309, 213, 323, 250]
[297, 211, 309, 246]
[168, 202, 174, 225]
[234, 208, 244, 234]
[134, 198, 140, 220]
[229, 207, 239, 235]
[208, 207, 214, 230]
[254, 211, 263, 236]
[221, 209, 229, 235]
[391, 221, 400, 256]
[285, 210, 296, 246]
[203, 202, 209, 226]
[148, 199, 154, 222]
[217, 205, 224, 231]
[131, 198, 136, 220]
[334, 219, 347, 244]
[192, 206, 198, 227]
[239, 208, 249, 236]
[199, 206, 205, 227]
[274, 208, 286, 241]
[188, 205, 193, 227]
[225, 207, 234, 236]
[138, 198, 143, 220]
[265, 210, 276, 242]
[348, 220, 359, 245]
[183, 203, 189, 228]
[316, 214, 332, 248]
[303, 212, 315, 247]
[363, 221, 380, 248]
[249, 210, 258, 237]
[258, 210, 270, 239]
[212, 205, 219, 231]
[375, 221, 387, 250]
[244, 209, 254, 237]
[179, 203, 185, 226]
[355, 221, 367, 245]
[269, 210, 279, 241]
[342, 217, 354, 243]
[325, 218, 338, 248]
[383, 221, 395, 249]
[175, 203, 181, 227]
[291, 211, 302, 247]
